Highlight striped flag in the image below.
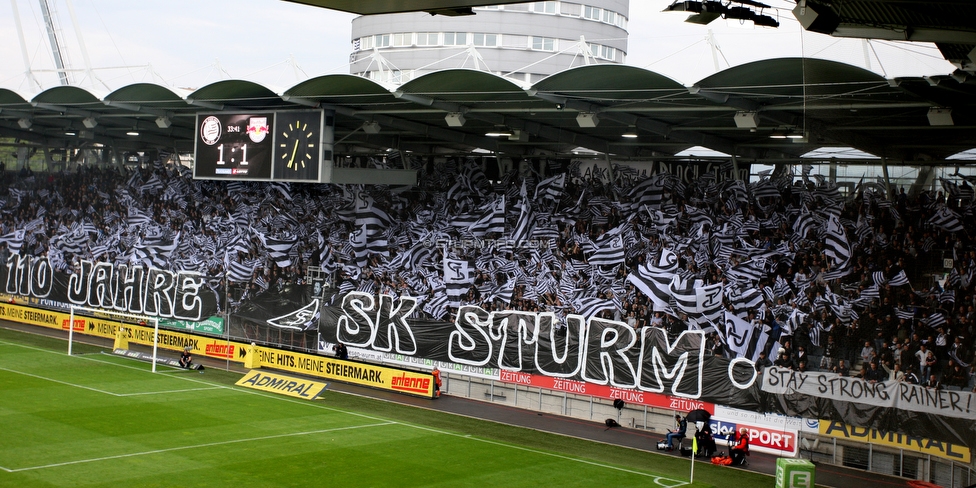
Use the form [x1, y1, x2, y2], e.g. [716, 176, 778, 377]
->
[629, 174, 667, 210]
[791, 206, 818, 242]
[924, 312, 947, 329]
[423, 294, 450, 320]
[928, 206, 965, 233]
[724, 311, 757, 358]
[227, 259, 256, 282]
[130, 232, 180, 269]
[0, 229, 26, 254]
[627, 248, 678, 311]
[888, 270, 910, 287]
[573, 296, 617, 320]
[486, 276, 516, 305]
[588, 233, 625, 267]
[727, 259, 765, 284]
[535, 173, 565, 201]
[728, 287, 764, 316]
[444, 257, 472, 306]
[349, 223, 368, 267]
[355, 191, 391, 236]
[894, 307, 915, 320]
[511, 198, 535, 244]
[670, 278, 723, 319]
[809, 322, 823, 347]
[127, 207, 153, 226]
[822, 213, 851, 267]
[263, 234, 298, 268]
[872, 271, 888, 286]
[470, 195, 506, 237]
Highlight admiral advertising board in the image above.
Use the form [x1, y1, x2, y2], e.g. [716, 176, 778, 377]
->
[818, 420, 971, 463]
[235, 370, 329, 400]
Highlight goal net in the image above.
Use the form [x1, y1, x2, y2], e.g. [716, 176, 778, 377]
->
[67, 305, 160, 372]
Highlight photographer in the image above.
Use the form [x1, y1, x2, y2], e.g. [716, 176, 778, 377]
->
[179, 347, 193, 368]
[332, 342, 348, 360]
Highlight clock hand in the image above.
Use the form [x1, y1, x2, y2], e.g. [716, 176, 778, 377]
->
[287, 139, 299, 169]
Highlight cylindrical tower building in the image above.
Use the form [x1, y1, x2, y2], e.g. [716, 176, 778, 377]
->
[349, 1, 629, 85]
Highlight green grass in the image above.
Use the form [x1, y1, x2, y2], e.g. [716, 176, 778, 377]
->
[0, 327, 774, 488]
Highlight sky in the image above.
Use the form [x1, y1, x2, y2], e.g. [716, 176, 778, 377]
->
[0, 0, 958, 96]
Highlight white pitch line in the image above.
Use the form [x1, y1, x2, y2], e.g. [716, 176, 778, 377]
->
[115, 386, 224, 397]
[0, 340, 687, 486]
[400, 422, 688, 487]
[0, 366, 123, 397]
[6, 421, 395, 473]
[0, 366, 221, 397]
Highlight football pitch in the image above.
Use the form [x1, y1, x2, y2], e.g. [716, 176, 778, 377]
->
[0, 327, 772, 487]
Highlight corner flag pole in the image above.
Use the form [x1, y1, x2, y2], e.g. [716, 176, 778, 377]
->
[690, 432, 697, 484]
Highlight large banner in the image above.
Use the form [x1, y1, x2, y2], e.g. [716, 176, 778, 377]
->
[761, 366, 974, 421]
[0, 255, 219, 320]
[311, 292, 976, 451]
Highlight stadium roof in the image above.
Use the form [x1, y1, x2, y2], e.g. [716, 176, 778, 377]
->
[1, 59, 975, 163]
[288, 1, 976, 66]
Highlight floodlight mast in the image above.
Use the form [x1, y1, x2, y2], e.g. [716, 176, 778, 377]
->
[37, 0, 70, 86]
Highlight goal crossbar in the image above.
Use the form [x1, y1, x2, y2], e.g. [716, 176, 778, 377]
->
[68, 305, 161, 373]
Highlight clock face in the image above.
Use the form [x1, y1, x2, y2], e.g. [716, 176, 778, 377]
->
[279, 120, 316, 171]
[273, 111, 322, 181]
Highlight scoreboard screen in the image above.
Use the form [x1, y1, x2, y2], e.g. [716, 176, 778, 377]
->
[194, 110, 333, 182]
[193, 112, 274, 180]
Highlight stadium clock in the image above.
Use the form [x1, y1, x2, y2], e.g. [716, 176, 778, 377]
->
[272, 110, 323, 182]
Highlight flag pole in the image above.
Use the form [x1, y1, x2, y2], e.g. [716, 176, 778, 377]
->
[223, 250, 230, 370]
[690, 429, 697, 484]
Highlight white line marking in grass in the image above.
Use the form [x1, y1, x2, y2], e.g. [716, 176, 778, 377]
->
[399, 422, 688, 487]
[0, 366, 222, 397]
[0, 366, 123, 396]
[0, 340, 688, 486]
[114, 387, 224, 397]
[6, 421, 395, 473]
[0, 464, 11, 473]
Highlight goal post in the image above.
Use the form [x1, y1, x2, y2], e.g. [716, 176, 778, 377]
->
[67, 305, 160, 372]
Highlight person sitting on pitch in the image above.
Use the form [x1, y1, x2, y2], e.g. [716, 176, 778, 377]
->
[179, 347, 193, 368]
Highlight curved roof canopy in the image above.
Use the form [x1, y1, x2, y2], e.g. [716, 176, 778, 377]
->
[286, 0, 976, 70]
[1, 59, 974, 163]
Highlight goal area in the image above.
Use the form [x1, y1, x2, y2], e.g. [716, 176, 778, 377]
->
[68, 305, 161, 372]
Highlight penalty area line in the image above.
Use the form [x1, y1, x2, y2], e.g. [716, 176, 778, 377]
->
[6, 421, 396, 473]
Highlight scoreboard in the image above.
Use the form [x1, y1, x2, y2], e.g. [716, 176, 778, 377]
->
[193, 110, 331, 182]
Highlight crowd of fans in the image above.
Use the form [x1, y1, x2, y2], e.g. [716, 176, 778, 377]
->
[0, 156, 973, 392]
